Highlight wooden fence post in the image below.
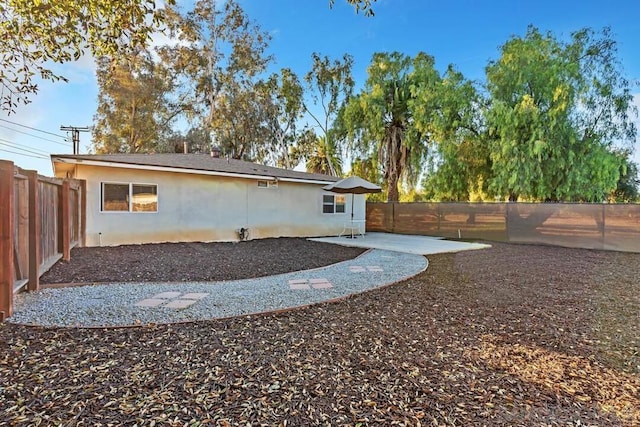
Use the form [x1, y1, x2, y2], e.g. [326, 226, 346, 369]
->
[59, 180, 71, 261]
[0, 160, 15, 320]
[27, 170, 40, 291]
[80, 180, 87, 247]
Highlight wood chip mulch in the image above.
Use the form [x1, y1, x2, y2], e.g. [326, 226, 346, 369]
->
[1, 241, 639, 425]
[39, 238, 366, 284]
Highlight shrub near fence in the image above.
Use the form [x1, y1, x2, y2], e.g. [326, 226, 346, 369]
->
[366, 202, 640, 253]
[0, 160, 85, 320]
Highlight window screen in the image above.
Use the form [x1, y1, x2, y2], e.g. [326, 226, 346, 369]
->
[323, 195, 335, 213]
[102, 183, 129, 211]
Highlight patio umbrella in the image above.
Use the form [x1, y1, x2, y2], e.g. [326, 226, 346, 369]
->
[323, 176, 382, 221]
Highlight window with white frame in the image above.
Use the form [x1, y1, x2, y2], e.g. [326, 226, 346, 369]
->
[322, 194, 346, 214]
[101, 182, 158, 212]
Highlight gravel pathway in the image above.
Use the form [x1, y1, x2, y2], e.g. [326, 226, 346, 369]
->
[9, 249, 427, 327]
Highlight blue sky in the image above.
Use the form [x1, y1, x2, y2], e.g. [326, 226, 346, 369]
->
[1, 0, 639, 175]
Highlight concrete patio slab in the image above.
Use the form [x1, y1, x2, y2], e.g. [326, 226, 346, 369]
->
[289, 283, 311, 290]
[310, 232, 490, 255]
[134, 298, 166, 307]
[165, 299, 198, 309]
[152, 291, 182, 299]
[311, 282, 333, 289]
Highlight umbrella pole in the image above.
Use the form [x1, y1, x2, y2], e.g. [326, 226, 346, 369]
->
[351, 193, 355, 238]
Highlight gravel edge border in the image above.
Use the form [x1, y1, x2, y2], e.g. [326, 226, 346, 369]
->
[10, 251, 428, 330]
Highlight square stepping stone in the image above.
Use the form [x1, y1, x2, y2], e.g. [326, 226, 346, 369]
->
[289, 283, 311, 290]
[135, 298, 166, 307]
[288, 279, 308, 285]
[309, 278, 329, 284]
[311, 282, 333, 289]
[181, 293, 209, 300]
[165, 299, 197, 309]
[152, 291, 182, 299]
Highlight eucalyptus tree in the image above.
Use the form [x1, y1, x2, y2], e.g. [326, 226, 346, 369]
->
[92, 51, 184, 154]
[211, 78, 273, 162]
[262, 68, 306, 169]
[300, 53, 354, 176]
[161, 0, 272, 156]
[485, 26, 637, 201]
[1, 0, 171, 112]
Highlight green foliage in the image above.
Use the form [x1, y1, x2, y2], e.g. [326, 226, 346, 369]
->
[424, 26, 637, 203]
[92, 52, 183, 154]
[484, 26, 636, 201]
[1, 0, 170, 112]
[420, 67, 488, 201]
[610, 154, 640, 202]
[165, 127, 212, 154]
[342, 52, 448, 201]
[300, 53, 354, 176]
[261, 69, 306, 168]
[304, 135, 343, 176]
[91, 0, 276, 161]
[161, 0, 272, 160]
[211, 79, 273, 161]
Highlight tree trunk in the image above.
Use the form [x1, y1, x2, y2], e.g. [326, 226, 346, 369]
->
[385, 124, 404, 202]
[387, 173, 400, 202]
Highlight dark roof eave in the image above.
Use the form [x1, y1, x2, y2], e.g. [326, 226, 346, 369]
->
[51, 154, 340, 184]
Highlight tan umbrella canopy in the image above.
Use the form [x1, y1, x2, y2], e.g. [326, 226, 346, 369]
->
[323, 176, 382, 220]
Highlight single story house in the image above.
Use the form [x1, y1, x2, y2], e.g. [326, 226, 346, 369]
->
[51, 153, 366, 247]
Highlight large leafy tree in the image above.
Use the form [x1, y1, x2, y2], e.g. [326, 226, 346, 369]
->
[610, 153, 640, 202]
[305, 135, 343, 176]
[262, 69, 306, 169]
[92, 51, 185, 154]
[299, 53, 354, 176]
[211, 78, 273, 161]
[341, 52, 441, 201]
[162, 0, 271, 158]
[1, 0, 170, 112]
[485, 26, 637, 201]
[420, 68, 489, 201]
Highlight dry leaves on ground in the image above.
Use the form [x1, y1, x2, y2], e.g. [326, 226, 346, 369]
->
[1, 241, 639, 425]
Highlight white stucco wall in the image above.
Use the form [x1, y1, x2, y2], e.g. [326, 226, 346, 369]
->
[70, 165, 366, 246]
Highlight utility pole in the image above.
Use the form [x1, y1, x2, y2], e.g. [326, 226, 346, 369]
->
[60, 126, 90, 154]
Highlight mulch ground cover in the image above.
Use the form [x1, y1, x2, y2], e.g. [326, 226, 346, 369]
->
[1, 240, 639, 425]
[40, 238, 366, 284]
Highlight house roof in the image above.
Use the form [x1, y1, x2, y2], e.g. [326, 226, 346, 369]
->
[51, 153, 340, 184]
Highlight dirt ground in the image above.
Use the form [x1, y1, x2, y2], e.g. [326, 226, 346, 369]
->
[2, 240, 639, 425]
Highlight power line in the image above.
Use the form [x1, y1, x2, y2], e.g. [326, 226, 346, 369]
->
[0, 136, 51, 154]
[0, 139, 51, 158]
[0, 118, 70, 140]
[0, 123, 71, 146]
[0, 148, 48, 160]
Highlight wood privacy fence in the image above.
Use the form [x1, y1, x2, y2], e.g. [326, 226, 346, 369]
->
[0, 160, 86, 320]
[366, 202, 640, 253]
